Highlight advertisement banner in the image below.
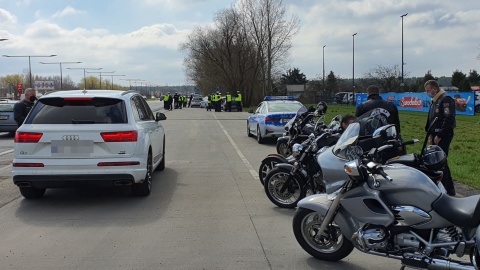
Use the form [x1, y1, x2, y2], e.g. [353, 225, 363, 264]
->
[34, 81, 55, 91]
[355, 92, 475, 116]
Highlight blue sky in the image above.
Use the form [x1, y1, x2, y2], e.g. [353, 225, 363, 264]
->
[1, 0, 480, 88]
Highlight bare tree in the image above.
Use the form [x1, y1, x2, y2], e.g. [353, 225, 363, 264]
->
[180, 0, 299, 106]
[363, 64, 407, 92]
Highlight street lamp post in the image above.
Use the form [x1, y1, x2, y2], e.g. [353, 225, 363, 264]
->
[39, 61, 82, 90]
[86, 71, 115, 89]
[2, 54, 57, 88]
[401, 13, 408, 92]
[322, 45, 326, 93]
[109, 75, 126, 90]
[352, 33, 357, 105]
[66, 67, 102, 90]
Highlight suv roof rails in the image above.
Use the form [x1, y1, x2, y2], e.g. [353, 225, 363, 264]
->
[121, 90, 139, 96]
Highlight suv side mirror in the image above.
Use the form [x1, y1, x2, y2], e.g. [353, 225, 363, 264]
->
[156, 112, 167, 121]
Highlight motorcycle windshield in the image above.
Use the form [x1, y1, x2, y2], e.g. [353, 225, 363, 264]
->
[284, 106, 308, 128]
[332, 122, 361, 159]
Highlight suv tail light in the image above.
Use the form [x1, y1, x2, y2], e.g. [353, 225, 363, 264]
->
[14, 132, 43, 143]
[101, 131, 138, 142]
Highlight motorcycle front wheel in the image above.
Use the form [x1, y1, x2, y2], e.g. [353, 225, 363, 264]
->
[258, 156, 288, 186]
[276, 141, 291, 157]
[292, 208, 353, 261]
[264, 167, 306, 208]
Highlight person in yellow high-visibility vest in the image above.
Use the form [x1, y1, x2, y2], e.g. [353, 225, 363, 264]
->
[225, 92, 232, 112]
[234, 91, 242, 112]
[214, 92, 222, 112]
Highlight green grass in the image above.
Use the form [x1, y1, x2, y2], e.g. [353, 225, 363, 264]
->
[311, 104, 480, 189]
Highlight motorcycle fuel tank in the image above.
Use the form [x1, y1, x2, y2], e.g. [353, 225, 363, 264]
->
[368, 164, 442, 212]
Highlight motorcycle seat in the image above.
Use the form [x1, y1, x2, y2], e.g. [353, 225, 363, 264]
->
[432, 194, 480, 228]
[385, 154, 416, 167]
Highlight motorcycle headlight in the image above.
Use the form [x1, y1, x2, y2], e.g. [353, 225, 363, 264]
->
[292, 143, 303, 157]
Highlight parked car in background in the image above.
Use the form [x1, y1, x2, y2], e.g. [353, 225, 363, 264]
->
[200, 97, 208, 108]
[247, 96, 306, 144]
[0, 99, 19, 134]
[12, 90, 167, 199]
[334, 92, 354, 105]
[190, 96, 204, 107]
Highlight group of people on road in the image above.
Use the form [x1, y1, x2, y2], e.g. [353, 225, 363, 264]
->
[355, 81, 456, 196]
[206, 91, 242, 112]
[162, 92, 194, 110]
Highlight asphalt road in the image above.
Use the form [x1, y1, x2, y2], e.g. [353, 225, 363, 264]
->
[0, 101, 474, 270]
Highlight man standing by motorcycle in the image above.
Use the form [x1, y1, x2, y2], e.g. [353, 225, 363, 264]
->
[355, 85, 401, 134]
[424, 79, 456, 196]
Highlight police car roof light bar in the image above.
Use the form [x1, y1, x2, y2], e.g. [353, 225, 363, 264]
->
[264, 96, 296, 101]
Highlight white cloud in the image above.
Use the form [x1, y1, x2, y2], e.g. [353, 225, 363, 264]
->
[52, 6, 86, 19]
[0, 8, 17, 25]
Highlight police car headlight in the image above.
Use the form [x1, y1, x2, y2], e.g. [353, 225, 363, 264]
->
[292, 143, 303, 157]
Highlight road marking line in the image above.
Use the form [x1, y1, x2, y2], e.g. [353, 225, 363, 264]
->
[214, 114, 259, 181]
[0, 149, 13, 156]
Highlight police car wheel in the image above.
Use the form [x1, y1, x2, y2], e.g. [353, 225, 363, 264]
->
[247, 121, 253, 137]
[476, 105, 480, 113]
[257, 126, 265, 144]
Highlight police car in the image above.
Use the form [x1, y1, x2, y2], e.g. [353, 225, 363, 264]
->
[247, 96, 306, 144]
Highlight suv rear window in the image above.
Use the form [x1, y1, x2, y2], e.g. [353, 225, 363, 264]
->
[0, 103, 15, 112]
[25, 97, 128, 124]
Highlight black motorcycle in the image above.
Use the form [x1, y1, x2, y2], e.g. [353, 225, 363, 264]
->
[263, 131, 340, 208]
[276, 103, 330, 158]
[259, 114, 342, 186]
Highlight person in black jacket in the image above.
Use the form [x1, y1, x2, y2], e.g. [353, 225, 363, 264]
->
[355, 85, 401, 134]
[13, 88, 37, 127]
[424, 80, 456, 196]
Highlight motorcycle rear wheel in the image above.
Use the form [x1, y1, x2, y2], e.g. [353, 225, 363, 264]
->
[258, 156, 287, 186]
[293, 208, 353, 261]
[276, 141, 291, 157]
[264, 168, 306, 208]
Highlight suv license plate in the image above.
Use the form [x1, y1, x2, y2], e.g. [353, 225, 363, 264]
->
[0, 115, 8, 120]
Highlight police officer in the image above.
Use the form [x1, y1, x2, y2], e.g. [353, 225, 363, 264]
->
[207, 94, 212, 111]
[225, 92, 232, 112]
[173, 92, 179, 109]
[14, 88, 37, 127]
[355, 85, 401, 134]
[214, 92, 222, 112]
[424, 80, 456, 196]
[234, 91, 242, 112]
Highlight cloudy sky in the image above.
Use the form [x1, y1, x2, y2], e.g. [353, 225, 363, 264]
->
[1, 0, 479, 88]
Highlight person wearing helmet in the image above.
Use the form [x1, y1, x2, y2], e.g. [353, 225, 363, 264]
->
[424, 79, 456, 196]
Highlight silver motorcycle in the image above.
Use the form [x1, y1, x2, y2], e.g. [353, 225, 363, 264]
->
[293, 122, 480, 270]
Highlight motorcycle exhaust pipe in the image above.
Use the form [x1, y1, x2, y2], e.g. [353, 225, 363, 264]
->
[427, 258, 474, 270]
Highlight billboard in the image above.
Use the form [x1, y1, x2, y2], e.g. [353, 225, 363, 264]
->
[355, 92, 475, 116]
[34, 81, 55, 91]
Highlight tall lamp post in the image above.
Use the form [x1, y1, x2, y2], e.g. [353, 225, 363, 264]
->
[2, 54, 57, 88]
[66, 67, 102, 90]
[323, 45, 326, 93]
[401, 13, 408, 92]
[352, 33, 357, 105]
[109, 75, 125, 90]
[86, 71, 115, 89]
[39, 61, 82, 90]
